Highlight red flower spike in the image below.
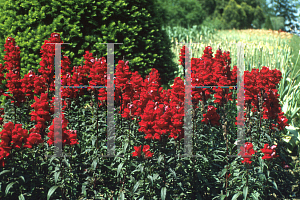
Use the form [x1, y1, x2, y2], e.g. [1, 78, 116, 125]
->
[238, 142, 257, 165]
[260, 144, 280, 160]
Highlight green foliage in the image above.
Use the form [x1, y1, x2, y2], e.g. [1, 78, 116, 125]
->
[221, 0, 247, 29]
[270, 16, 285, 30]
[198, 0, 266, 30]
[201, 14, 224, 31]
[219, 0, 266, 30]
[252, 5, 266, 29]
[154, 0, 207, 29]
[263, 15, 274, 30]
[0, 0, 177, 88]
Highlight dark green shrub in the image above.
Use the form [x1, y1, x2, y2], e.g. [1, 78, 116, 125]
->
[0, 0, 177, 88]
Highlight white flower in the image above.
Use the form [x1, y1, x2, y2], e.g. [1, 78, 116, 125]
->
[165, 106, 168, 111]
[270, 145, 277, 150]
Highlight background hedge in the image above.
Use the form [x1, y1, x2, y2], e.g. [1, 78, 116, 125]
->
[0, 0, 178, 89]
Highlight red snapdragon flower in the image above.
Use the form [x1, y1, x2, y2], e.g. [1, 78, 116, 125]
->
[238, 142, 256, 164]
[0, 147, 10, 167]
[47, 114, 78, 147]
[131, 145, 154, 159]
[260, 144, 279, 160]
[201, 105, 221, 126]
[132, 145, 142, 157]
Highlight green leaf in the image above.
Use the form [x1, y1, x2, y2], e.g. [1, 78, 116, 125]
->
[0, 169, 11, 176]
[18, 194, 25, 200]
[49, 156, 59, 164]
[47, 185, 59, 200]
[117, 162, 124, 177]
[158, 154, 164, 165]
[232, 191, 242, 200]
[168, 167, 177, 179]
[119, 190, 125, 200]
[54, 171, 61, 184]
[161, 187, 166, 200]
[272, 180, 278, 190]
[147, 175, 153, 185]
[91, 159, 97, 170]
[132, 180, 141, 194]
[251, 191, 260, 199]
[19, 176, 25, 183]
[153, 173, 159, 181]
[5, 181, 17, 196]
[123, 141, 128, 152]
[243, 186, 248, 200]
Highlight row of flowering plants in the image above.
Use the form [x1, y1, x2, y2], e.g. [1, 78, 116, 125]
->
[0, 33, 298, 199]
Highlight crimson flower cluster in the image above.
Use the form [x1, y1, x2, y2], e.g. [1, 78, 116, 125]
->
[238, 142, 280, 165]
[238, 142, 257, 164]
[47, 114, 78, 147]
[241, 67, 289, 130]
[2, 37, 26, 106]
[132, 145, 154, 159]
[0, 33, 290, 166]
[0, 122, 43, 166]
[0, 33, 80, 167]
[201, 105, 221, 126]
[260, 144, 279, 160]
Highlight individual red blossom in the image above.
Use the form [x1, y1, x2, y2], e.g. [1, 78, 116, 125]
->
[10, 124, 29, 148]
[238, 142, 256, 164]
[260, 144, 279, 160]
[23, 133, 43, 149]
[201, 105, 221, 126]
[153, 103, 173, 139]
[132, 145, 154, 159]
[33, 75, 48, 95]
[47, 114, 79, 147]
[4, 70, 26, 106]
[202, 46, 214, 59]
[190, 46, 236, 109]
[142, 145, 154, 158]
[3, 37, 21, 73]
[168, 101, 184, 140]
[262, 89, 281, 120]
[178, 45, 190, 66]
[139, 101, 157, 140]
[21, 70, 36, 101]
[276, 109, 289, 130]
[0, 121, 40, 164]
[122, 68, 163, 120]
[227, 173, 231, 179]
[2, 37, 28, 107]
[132, 145, 142, 158]
[39, 33, 69, 93]
[0, 147, 10, 167]
[30, 93, 51, 135]
[213, 76, 233, 106]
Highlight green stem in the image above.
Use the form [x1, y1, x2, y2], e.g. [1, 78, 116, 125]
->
[14, 103, 16, 124]
[96, 89, 99, 150]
